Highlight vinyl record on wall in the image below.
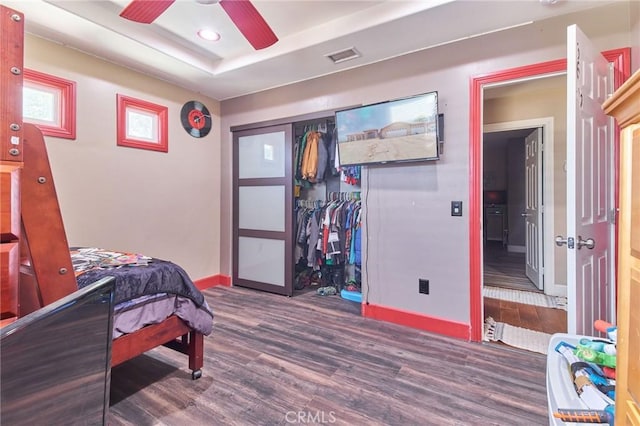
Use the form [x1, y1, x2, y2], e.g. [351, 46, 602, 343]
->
[180, 101, 212, 138]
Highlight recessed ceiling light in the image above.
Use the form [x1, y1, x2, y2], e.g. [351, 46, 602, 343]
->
[198, 29, 220, 41]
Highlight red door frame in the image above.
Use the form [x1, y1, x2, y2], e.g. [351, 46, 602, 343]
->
[468, 48, 631, 342]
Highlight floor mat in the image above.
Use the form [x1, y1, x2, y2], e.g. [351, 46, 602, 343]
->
[483, 317, 551, 354]
[483, 286, 567, 310]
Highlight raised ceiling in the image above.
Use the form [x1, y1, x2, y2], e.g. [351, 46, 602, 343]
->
[3, 0, 620, 101]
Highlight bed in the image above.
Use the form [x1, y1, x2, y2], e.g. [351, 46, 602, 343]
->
[70, 247, 214, 379]
[18, 123, 213, 380]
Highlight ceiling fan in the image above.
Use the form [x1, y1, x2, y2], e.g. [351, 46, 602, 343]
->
[119, 0, 278, 50]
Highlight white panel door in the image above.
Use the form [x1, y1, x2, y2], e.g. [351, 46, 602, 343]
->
[565, 25, 614, 335]
[525, 128, 543, 290]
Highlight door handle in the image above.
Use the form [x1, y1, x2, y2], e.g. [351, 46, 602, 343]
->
[577, 236, 595, 250]
[521, 213, 531, 217]
[555, 235, 575, 249]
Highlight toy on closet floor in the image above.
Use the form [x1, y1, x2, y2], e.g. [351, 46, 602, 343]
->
[552, 320, 617, 425]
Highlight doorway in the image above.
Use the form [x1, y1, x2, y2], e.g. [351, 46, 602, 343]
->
[469, 48, 630, 343]
[478, 72, 570, 340]
[482, 126, 542, 294]
[481, 112, 566, 336]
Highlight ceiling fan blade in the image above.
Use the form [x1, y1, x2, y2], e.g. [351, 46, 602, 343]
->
[219, 0, 278, 50]
[120, 0, 175, 24]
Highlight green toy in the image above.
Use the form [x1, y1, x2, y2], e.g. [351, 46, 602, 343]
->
[574, 344, 616, 368]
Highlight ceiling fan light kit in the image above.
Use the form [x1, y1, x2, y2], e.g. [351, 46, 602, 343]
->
[119, 0, 278, 50]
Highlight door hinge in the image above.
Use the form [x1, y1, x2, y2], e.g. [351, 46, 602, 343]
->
[609, 208, 617, 224]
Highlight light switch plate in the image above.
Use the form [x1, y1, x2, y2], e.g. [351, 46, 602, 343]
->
[451, 201, 462, 216]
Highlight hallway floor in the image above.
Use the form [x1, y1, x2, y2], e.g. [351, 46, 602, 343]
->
[483, 241, 567, 336]
[484, 296, 567, 335]
[483, 241, 539, 292]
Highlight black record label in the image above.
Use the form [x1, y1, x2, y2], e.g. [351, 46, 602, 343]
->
[180, 100, 212, 138]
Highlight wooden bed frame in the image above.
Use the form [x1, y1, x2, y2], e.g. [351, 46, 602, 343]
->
[20, 123, 204, 379]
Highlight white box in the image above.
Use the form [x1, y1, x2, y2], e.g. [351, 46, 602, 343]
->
[546, 333, 591, 425]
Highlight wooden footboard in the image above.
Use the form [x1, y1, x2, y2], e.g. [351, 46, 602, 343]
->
[112, 315, 204, 379]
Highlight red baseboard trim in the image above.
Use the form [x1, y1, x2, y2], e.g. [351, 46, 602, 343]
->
[362, 303, 471, 340]
[194, 274, 231, 291]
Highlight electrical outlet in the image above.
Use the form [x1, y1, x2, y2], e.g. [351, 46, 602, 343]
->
[419, 279, 429, 294]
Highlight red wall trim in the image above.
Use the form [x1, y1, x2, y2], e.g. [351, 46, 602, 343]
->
[23, 69, 76, 140]
[469, 58, 566, 343]
[469, 77, 483, 342]
[468, 47, 631, 343]
[362, 303, 470, 340]
[194, 274, 231, 291]
[116, 94, 168, 153]
[603, 48, 632, 86]
[602, 47, 631, 306]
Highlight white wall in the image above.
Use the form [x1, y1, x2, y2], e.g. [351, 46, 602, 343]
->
[24, 35, 222, 281]
[220, 3, 633, 325]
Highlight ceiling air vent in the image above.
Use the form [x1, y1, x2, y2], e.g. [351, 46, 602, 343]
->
[325, 47, 361, 64]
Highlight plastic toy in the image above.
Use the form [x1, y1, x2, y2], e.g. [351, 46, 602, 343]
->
[575, 344, 616, 368]
[594, 320, 617, 342]
[553, 406, 615, 425]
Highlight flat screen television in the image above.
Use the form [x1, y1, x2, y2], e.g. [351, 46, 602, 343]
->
[336, 91, 439, 166]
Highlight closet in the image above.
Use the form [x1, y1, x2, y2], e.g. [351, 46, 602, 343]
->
[231, 111, 361, 300]
[292, 119, 362, 297]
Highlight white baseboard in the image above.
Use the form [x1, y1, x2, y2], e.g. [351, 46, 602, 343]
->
[544, 284, 567, 297]
[507, 245, 526, 253]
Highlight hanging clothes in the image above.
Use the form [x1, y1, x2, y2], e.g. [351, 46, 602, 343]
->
[294, 132, 307, 181]
[328, 127, 340, 177]
[293, 119, 362, 294]
[301, 131, 320, 182]
[294, 196, 361, 272]
[315, 131, 330, 183]
[295, 126, 333, 186]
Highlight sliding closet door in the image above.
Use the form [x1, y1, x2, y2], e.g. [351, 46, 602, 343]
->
[232, 124, 293, 296]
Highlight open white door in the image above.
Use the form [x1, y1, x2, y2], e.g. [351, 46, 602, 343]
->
[563, 25, 615, 335]
[524, 128, 543, 290]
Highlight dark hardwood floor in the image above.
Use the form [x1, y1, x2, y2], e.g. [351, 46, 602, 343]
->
[108, 286, 549, 425]
[483, 240, 567, 335]
[484, 241, 540, 292]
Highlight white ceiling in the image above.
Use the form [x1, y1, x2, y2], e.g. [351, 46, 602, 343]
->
[3, 0, 619, 101]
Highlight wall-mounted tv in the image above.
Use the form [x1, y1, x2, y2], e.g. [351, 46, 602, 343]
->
[336, 91, 439, 166]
